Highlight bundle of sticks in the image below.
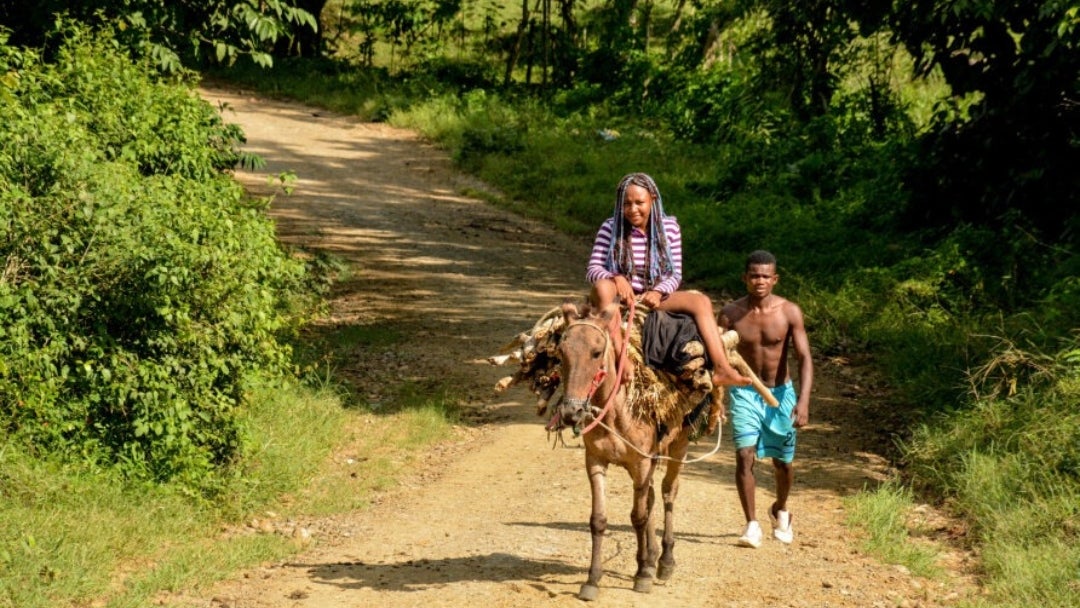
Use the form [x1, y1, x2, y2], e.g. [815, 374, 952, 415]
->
[487, 306, 566, 413]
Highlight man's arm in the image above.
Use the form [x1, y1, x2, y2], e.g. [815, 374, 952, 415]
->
[787, 303, 813, 427]
[717, 304, 733, 331]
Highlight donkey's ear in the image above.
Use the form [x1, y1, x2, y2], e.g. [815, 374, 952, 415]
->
[561, 299, 583, 322]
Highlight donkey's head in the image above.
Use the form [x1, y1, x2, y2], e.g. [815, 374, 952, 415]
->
[551, 301, 619, 433]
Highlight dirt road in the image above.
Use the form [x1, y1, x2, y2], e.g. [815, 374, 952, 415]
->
[175, 87, 975, 607]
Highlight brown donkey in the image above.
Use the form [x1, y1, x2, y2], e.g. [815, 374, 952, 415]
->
[551, 301, 692, 601]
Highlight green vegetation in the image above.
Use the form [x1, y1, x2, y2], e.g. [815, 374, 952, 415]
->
[0, 381, 334, 608]
[0, 376, 461, 608]
[0, 1, 318, 71]
[844, 481, 941, 579]
[901, 342, 1080, 606]
[1, 1, 1078, 606]
[0, 24, 460, 608]
[0, 26, 308, 493]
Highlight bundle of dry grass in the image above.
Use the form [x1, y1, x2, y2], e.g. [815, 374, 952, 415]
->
[488, 303, 726, 430]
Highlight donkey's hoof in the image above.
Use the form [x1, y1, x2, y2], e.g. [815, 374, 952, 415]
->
[657, 561, 676, 581]
[633, 576, 654, 593]
[578, 583, 600, 601]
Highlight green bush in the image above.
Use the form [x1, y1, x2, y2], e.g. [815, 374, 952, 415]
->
[453, 90, 528, 168]
[0, 28, 306, 492]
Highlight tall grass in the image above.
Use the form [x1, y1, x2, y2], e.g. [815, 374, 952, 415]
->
[900, 336, 1080, 608]
[0, 380, 341, 608]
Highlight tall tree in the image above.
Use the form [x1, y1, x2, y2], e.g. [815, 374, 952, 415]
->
[890, 0, 1080, 249]
[275, 0, 328, 57]
[504, 0, 531, 85]
[751, 0, 863, 120]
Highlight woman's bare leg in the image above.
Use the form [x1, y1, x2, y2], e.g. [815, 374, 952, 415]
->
[658, 291, 751, 387]
[589, 278, 618, 310]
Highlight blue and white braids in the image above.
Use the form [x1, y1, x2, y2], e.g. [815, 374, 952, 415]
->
[605, 172, 676, 290]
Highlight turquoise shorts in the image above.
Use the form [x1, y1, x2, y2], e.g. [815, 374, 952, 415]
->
[728, 381, 797, 463]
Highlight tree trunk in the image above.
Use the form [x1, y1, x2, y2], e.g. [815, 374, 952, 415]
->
[504, 0, 531, 86]
[542, 0, 551, 87]
[666, 0, 687, 58]
[559, 0, 577, 44]
[640, 0, 652, 53]
[553, 0, 579, 85]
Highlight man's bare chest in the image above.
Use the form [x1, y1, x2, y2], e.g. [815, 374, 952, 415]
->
[733, 311, 788, 347]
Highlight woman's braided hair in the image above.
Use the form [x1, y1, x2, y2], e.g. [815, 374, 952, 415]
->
[605, 172, 675, 290]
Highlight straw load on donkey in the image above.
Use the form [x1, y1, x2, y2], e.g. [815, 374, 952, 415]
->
[488, 298, 775, 441]
[487, 298, 774, 601]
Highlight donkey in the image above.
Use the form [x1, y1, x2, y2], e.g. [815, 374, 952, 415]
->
[551, 301, 694, 601]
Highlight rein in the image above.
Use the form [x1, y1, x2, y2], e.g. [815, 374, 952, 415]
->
[590, 412, 725, 464]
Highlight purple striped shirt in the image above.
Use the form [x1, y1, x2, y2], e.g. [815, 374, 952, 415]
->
[585, 216, 683, 294]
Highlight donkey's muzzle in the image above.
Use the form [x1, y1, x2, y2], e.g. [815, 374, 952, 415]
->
[556, 396, 592, 430]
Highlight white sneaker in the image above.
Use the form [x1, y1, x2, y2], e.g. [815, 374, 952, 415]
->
[771, 509, 793, 544]
[737, 520, 763, 548]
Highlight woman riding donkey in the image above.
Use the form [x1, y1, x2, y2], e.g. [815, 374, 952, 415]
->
[586, 172, 751, 388]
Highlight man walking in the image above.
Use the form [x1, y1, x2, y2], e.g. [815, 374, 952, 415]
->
[719, 250, 813, 547]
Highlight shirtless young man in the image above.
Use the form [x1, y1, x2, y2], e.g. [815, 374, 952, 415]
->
[719, 250, 813, 547]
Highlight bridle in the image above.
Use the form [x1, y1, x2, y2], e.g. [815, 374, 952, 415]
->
[549, 299, 725, 463]
[553, 300, 635, 436]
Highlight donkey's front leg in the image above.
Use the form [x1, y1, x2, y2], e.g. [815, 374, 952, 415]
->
[657, 441, 687, 581]
[630, 458, 659, 593]
[579, 458, 608, 602]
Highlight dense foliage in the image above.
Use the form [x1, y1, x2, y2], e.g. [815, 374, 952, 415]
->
[319, 0, 1078, 299]
[0, 27, 307, 491]
[0, 0, 318, 70]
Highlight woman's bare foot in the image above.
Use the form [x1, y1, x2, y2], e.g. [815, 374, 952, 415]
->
[712, 367, 752, 387]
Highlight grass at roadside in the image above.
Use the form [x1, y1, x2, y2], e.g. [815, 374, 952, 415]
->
[843, 481, 942, 579]
[1, 365, 463, 608]
[900, 353, 1080, 608]
[0, 382, 324, 608]
[202, 60, 427, 122]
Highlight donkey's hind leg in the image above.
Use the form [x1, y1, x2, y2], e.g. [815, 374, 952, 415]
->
[657, 434, 689, 581]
